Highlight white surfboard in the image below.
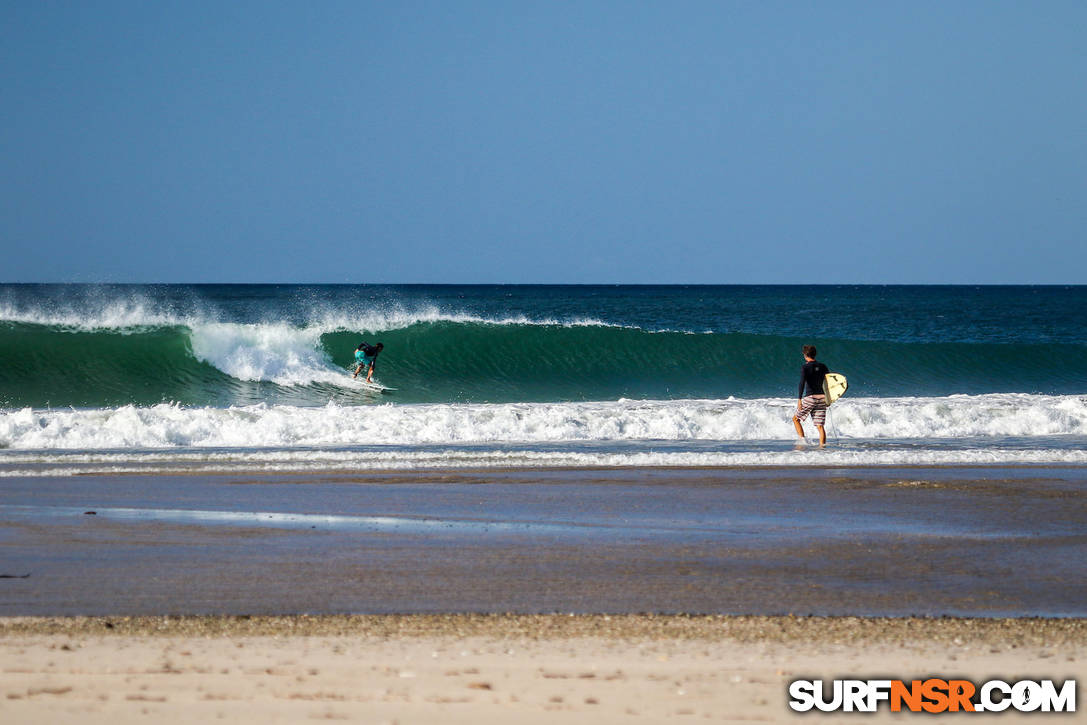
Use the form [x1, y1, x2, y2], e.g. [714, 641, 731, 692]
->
[822, 372, 847, 405]
[358, 380, 396, 393]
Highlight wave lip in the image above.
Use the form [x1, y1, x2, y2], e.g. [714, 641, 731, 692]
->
[0, 297, 622, 334]
[0, 299, 191, 331]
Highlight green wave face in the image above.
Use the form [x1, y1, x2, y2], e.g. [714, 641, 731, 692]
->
[322, 323, 793, 402]
[0, 322, 244, 408]
[3, 319, 1087, 409]
[328, 322, 1087, 402]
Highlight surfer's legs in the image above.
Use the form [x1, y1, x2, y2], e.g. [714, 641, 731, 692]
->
[794, 396, 813, 439]
[366, 364, 375, 382]
[794, 396, 828, 445]
[353, 364, 362, 378]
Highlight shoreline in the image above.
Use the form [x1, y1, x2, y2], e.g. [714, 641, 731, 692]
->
[7, 461, 1087, 479]
[5, 456, 1086, 480]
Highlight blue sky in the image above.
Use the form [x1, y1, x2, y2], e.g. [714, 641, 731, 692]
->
[3, 1, 1085, 283]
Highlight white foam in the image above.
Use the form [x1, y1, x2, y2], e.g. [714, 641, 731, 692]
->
[187, 322, 353, 387]
[2, 394, 1086, 452]
[2, 445, 1086, 477]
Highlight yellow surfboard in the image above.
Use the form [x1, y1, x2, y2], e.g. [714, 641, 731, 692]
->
[822, 372, 848, 405]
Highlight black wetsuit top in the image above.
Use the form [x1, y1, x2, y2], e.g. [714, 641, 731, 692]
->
[357, 343, 381, 369]
[799, 360, 829, 398]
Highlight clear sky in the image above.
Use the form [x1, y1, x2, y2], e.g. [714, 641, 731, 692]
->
[3, 1, 1085, 283]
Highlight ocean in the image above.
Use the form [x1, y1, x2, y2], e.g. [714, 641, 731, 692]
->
[2, 283, 1086, 475]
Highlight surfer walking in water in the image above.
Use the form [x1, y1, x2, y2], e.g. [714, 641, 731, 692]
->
[793, 344, 829, 447]
[353, 342, 383, 383]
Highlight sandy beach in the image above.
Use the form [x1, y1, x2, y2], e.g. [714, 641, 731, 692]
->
[3, 466, 1086, 721]
[2, 614, 1085, 723]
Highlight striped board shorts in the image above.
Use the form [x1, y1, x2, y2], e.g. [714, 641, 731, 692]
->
[796, 395, 827, 426]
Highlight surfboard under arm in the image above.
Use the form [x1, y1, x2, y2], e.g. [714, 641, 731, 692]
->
[822, 373, 848, 405]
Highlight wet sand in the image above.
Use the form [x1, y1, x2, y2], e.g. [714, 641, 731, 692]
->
[2, 614, 1084, 724]
[1, 465, 1086, 617]
[3, 466, 1086, 722]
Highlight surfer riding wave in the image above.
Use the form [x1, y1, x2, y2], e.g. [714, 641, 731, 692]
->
[353, 342, 383, 383]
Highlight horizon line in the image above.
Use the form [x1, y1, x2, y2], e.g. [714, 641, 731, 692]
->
[1, 281, 1085, 287]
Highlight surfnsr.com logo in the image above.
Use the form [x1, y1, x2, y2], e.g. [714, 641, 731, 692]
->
[788, 679, 1076, 713]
